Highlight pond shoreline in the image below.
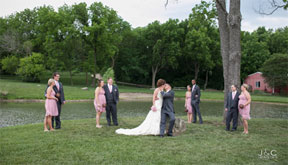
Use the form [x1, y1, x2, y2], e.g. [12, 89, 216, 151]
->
[1, 98, 287, 106]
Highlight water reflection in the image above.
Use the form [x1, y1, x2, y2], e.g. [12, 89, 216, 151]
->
[0, 101, 287, 127]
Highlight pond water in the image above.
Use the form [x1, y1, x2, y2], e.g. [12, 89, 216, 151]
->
[0, 100, 287, 127]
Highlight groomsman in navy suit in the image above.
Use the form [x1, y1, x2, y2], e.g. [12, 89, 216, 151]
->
[191, 79, 203, 124]
[225, 85, 240, 131]
[103, 77, 119, 126]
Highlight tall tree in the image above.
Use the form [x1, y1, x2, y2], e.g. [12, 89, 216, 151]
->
[145, 20, 183, 88]
[72, 2, 91, 86]
[241, 28, 271, 80]
[268, 27, 288, 54]
[84, 2, 123, 86]
[261, 53, 288, 94]
[185, 1, 216, 81]
[215, 0, 242, 121]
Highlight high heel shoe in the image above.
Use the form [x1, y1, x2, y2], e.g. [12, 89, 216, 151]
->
[96, 125, 102, 128]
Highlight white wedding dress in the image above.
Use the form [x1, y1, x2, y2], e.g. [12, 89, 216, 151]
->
[115, 91, 163, 135]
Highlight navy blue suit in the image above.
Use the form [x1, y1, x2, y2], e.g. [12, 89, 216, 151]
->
[160, 90, 175, 136]
[190, 84, 202, 123]
[225, 91, 240, 130]
[103, 84, 119, 126]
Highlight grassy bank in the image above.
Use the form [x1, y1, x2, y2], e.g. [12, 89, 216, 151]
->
[0, 79, 287, 103]
[0, 116, 287, 164]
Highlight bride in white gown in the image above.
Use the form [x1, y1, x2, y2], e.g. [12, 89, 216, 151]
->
[115, 79, 166, 135]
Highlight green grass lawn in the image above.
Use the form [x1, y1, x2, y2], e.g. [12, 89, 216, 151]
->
[0, 79, 287, 103]
[0, 116, 287, 164]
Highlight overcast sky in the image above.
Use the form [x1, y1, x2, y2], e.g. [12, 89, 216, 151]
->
[0, 0, 287, 32]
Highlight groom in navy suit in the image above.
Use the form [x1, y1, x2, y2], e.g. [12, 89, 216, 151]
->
[225, 85, 240, 131]
[160, 84, 175, 137]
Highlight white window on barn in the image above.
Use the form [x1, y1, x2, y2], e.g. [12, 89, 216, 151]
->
[256, 81, 260, 88]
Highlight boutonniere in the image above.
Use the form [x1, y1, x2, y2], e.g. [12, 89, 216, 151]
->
[114, 89, 117, 91]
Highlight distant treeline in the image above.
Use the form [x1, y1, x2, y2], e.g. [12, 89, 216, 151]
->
[0, 2, 287, 89]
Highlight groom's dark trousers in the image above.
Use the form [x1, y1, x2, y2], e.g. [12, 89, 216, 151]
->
[160, 90, 175, 136]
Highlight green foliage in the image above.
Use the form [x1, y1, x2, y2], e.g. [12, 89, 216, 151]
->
[261, 53, 288, 89]
[16, 53, 45, 82]
[102, 67, 115, 83]
[1, 55, 19, 74]
[0, 1, 287, 89]
[241, 27, 271, 79]
[84, 2, 125, 78]
[268, 27, 288, 54]
[115, 28, 149, 84]
[284, 0, 288, 10]
[184, 1, 217, 79]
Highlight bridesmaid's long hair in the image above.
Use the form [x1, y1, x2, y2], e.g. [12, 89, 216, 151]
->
[187, 85, 191, 91]
[48, 79, 55, 86]
[242, 84, 249, 91]
[98, 79, 104, 87]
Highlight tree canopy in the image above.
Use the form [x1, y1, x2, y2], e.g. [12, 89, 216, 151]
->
[0, 2, 287, 90]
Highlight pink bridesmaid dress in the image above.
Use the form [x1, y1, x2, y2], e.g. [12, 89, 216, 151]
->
[45, 90, 58, 116]
[94, 88, 106, 112]
[185, 92, 193, 114]
[238, 94, 251, 120]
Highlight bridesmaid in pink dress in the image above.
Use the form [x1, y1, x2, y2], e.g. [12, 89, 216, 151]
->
[94, 80, 106, 128]
[44, 79, 59, 132]
[185, 85, 193, 123]
[238, 84, 251, 134]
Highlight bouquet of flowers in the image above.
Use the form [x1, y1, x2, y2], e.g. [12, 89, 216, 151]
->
[151, 105, 157, 112]
[239, 104, 244, 109]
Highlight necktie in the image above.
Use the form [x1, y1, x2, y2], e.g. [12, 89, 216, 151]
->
[56, 81, 59, 90]
[109, 85, 112, 93]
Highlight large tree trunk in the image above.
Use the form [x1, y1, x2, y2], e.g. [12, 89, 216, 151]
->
[228, 0, 242, 88]
[216, 0, 242, 124]
[204, 70, 209, 90]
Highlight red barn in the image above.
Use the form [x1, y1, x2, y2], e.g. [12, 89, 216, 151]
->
[244, 72, 288, 94]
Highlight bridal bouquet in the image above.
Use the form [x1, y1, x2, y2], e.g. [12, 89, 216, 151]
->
[151, 105, 157, 112]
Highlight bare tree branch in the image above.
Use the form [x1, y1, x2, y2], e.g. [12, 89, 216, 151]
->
[255, 0, 287, 15]
[165, 0, 169, 8]
[165, 0, 179, 8]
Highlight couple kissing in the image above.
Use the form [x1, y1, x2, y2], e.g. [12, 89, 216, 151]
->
[116, 79, 175, 137]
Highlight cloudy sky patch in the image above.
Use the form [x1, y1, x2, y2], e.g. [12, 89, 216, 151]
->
[0, 0, 287, 32]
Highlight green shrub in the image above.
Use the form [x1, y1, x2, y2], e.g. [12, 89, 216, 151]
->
[102, 67, 115, 83]
[1, 55, 19, 74]
[17, 53, 45, 82]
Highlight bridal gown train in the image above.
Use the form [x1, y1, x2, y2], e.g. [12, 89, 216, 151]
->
[115, 91, 163, 135]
